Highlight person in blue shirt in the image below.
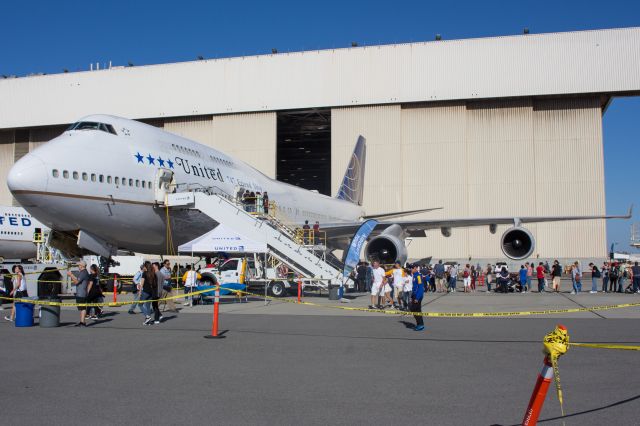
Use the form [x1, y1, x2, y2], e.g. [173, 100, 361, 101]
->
[409, 264, 425, 331]
[519, 265, 528, 293]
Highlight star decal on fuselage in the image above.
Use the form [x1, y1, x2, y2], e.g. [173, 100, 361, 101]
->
[134, 152, 144, 163]
[146, 154, 155, 165]
[157, 157, 165, 167]
[134, 151, 174, 169]
[166, 159, 174, 169]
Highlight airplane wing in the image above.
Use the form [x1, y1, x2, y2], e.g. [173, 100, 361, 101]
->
[322, 206, 633, 241]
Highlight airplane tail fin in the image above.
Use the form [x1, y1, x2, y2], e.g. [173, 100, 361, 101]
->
[336, 136, 366, 206]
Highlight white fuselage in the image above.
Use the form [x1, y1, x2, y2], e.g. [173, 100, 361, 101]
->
[8, 115, 363, 254]
[0, 205, 47, 259]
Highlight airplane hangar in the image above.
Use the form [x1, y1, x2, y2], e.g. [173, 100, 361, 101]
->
[1, 27, 639, 262]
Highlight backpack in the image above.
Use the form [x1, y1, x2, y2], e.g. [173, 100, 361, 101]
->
[593, 267, 601, 278]
[463, 270, 469, 278]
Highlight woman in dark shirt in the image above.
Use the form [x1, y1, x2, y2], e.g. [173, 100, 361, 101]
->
[139, 262, 157, 326]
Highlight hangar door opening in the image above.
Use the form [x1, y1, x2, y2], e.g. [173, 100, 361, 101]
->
[276, 109, 331, 196]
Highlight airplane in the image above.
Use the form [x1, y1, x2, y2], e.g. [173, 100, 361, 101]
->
[6, 114, 632, 263]
[0, 205, 47, 260]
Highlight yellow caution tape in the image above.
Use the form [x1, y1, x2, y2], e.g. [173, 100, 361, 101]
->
[542, 325, 570, 419]
[223, 288, 640, 317]
[0, 287, 216, 307]
[569, 342, 640, 351]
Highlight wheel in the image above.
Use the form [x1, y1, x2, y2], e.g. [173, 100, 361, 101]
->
[269, 281, 287, 297]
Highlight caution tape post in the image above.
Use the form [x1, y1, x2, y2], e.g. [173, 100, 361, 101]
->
[113, 274, 118, 304]
[522, 324, 569, 426]
[297, 277, 302, 303]
[204, 285, 225, 339]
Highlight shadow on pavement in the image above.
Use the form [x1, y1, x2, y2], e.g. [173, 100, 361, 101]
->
[493, 393, 640, 426]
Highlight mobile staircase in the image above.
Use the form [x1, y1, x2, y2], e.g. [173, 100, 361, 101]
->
[163, 188, 344, 290]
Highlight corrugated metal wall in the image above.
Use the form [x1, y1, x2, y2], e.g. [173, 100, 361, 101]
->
[332, 105, 402, 214]
[0, 130, 15, 206]
[331, 97, 606, 260]
[29, 126, 66, 151]
[164, 112, 277, 178]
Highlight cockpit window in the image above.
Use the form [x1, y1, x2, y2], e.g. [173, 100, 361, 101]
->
[67, 121, 117, 135]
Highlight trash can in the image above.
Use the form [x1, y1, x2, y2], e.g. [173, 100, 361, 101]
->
[39, 299, 61, 328]
[15, 302, 35, 327]
[328, 287, 340, 300]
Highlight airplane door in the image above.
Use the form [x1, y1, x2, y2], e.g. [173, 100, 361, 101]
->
[154, 168, 175, 204]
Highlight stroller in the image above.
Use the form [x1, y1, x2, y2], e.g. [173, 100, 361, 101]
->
[496, 275, 522, 293]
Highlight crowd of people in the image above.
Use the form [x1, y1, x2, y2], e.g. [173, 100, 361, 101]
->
[353, 259, 640, 301]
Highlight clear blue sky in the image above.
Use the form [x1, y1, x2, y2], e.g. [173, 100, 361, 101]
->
[2, 0, 638, 252]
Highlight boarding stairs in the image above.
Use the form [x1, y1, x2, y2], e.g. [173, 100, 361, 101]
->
[164, 190, 343, 288]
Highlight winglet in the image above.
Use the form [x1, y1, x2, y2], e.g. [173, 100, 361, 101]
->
[627, 204, 634, 218]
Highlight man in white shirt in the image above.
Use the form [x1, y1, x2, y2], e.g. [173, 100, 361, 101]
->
[388, 261, 405, 309]
[370, 260, 386, 309]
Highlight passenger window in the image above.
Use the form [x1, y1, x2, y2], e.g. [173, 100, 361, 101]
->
[115, 177, 120, 185]
[141, 181, 145, 188]
[82, 172, 88, 181]
[135, 179, 140, 187]
[148, 181, 152, 189]
[73, 171, 79, 180]
[107, 176, 112, 184]
[129, 178, 133, 186]
[99, 175, 104, 183]
[121, 177, 126, 186]
[63, 170, 69, 179]
[91, 173, 96, 182]
[52, 169, 59, 178]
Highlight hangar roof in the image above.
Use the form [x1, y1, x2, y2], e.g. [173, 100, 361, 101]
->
[1, 27, 640, 129]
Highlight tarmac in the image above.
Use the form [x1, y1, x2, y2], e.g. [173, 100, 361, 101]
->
[1, 283, 639, 425]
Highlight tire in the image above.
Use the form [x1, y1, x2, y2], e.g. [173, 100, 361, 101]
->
[269, 281, 287, 297]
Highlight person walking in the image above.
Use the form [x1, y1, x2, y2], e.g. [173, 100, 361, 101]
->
[139, 261, 156, 325]
[4, 265, 27, 322]
[589, 262, 601, 294]
[519, 265, 528, 293]
[160, 260, 178, 313]
[551, 260, 562, 293]
[67, 261, 90, 327]
[470, 265, 477, 292]
[571, 261, 582, 294]
[409, 264, 425, 331]
[536, 262, 546, 293]
[86, 264, 104, 320]
[434, 260, 446, 293]
[617, 264, 627, 293]
[151, 262, 165, 324]
[128, 264, 144, 314]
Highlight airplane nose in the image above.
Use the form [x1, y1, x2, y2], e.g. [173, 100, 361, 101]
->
[7, 153, 48, 195]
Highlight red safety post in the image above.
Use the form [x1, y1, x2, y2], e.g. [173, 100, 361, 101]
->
[297, 277, 302, 303]
[522, 324, 569, 426]
[204, 285, 225, 339]
[522, 356, 554, 426]
[113, 274, 118, 303]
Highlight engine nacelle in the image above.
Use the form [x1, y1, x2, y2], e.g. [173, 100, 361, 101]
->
[365, 224, 408, 265]
[501, 227, 535, 260]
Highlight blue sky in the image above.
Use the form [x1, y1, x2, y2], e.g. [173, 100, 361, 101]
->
[2, 0, 638, 251]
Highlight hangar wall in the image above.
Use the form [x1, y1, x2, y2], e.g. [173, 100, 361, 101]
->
[332, 97, 606, 260]
[0, 130, 14, 206]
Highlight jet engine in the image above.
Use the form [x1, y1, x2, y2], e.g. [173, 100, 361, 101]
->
[365, 224, 408, 265]
[501, 227, 535, 260]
